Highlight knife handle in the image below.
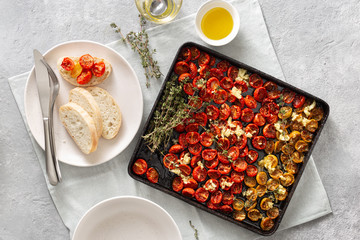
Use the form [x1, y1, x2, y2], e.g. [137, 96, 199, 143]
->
[49, 116, 62, 182]
[43, 118, 58, 186]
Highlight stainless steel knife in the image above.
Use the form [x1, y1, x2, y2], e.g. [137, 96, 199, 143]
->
[33, 49, 58, 186]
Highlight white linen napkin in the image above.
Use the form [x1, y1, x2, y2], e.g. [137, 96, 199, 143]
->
[8, 0, 331, 239]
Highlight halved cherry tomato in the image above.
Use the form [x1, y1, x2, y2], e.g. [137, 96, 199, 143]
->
[190, 155, 202, 168]
[263, 124, 276, 138]
[209, 68, 224, 79]
[202, 149, 218, 161]
[193, 165, 207, 182]
[195, 187, 209, 203]
[231, 182, 243, 194]
[79, 54, 94, 69]
[61, 57, 75, 71]
[208, 169, 221, 179]
[178, 133, 188, 148]
[241, 108, 255, 122]
[190, 46, 200, 61]
[207, 201, 220, 210]
[282, 89, 296, 103]
[179, 47, 191, 62]
[233, 198, 245, 211]
[217, 137, 230, 151]
[182, 188, 195, 198]
[192, 76, 205, 90]
[252, 136, 267, 150]
[217, 60, 230, 72]
[218, 151, 230, 164]
[230, 105, 242, 120]
[213, 89, 228, 104]
[183, 178, 198, 189]
[222, 191, 234, 205]
[174, 61, 190, 75]
[178, 73, 191, 82]
[244, 95, 257, 109]
[228, 146, 240, 161]
[206, 77, 220, 92]
[219, 103, 231, 120]
[185, 123, 199, 132]
[169, 144, 184, 154]
[209, 124, 221, 137]
[249, 74, 263, 88]
[265, 140, 275, 154]
[231, 171, 245, 183]
[266, 114, 278, 124]
[186, 131, 200, 144]
[92, 61, 105, 77]
[235, 135, 247, 149]
[188, 97, 203, 110]
[293, 94, 306, 108]
[200, 132, 214, 147]
[246, 150, 258, 164]
[77, 70, 92, 85]
[227, 66, 239, 81]
[232, 158, 248, 172]
[199, 65, 210, 78]
[183, 82, 195, 95]
[218, 162, 231, 175]
[246, 165, 258, 177]
[198, 52, 210, 65]
[245, 124, 259, 137]
[146, 167, 159, 183]
[268, 89, 281, 100]
[256, 171, 268, 185]
[199, 87, 212, 102]
[172, 176, 183, 192]
[132, 159, 148, 175]
[260, 217, 274, 231]
[234, 80, 248, 92]
[220, 77, 233, 90]
[268, 101, 280, 115]
[254, 87, 268, 102]
[179, 164, 192, 176]
[253, 113, 266, 126]
[260, 105, 271, 118]
[206, 105, 219, 120]
[194, 112, 207, 126]
[174, 123, 185, 132]
[163, 153, 178, 170]
[264, 81, 277, 91]
[278, 106, 292, 119]
[189, 62, 197, 78]
[209, 56, 216, 66]
[211, 190, 223, 204]
[188, 143, 202, 155]
[248, 209, 262, 221]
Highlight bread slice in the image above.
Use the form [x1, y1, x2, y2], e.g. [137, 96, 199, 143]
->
[69, 87, 103, 139]
[57, 56, 112, 87]
[59, 102, 98, 154]
[86, 87, 122, 139]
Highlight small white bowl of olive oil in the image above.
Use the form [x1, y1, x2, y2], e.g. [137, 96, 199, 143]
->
[195, 0, 240, 46]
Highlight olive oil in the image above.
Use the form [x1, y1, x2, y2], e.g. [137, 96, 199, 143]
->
[201, 7, 233, 40]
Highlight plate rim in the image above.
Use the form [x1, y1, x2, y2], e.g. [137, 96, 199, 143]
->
[24, 40, 144, 167]
[72, 195, 182, 240]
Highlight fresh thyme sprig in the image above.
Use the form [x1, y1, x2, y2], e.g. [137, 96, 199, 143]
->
[110, 15, 162, 88]
[189, 220, 199, 240]
[142, 75, 197, 152]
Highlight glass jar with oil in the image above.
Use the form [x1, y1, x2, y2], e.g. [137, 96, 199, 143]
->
[135, 0, 183, 24]
[195, 0, 240, 46]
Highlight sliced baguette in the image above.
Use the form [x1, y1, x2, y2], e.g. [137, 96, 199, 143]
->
[57, 56, 112, 87]
[86, 87, 122, 139]
[59, 102, 98, 154]
[69, 87, 103, 139]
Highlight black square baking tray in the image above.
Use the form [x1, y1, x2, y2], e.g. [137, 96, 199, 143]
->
[128, 42, 329, 235]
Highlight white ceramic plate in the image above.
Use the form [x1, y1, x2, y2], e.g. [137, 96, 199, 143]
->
[72, 196, 182, 240]
[24, 40, 143, 167]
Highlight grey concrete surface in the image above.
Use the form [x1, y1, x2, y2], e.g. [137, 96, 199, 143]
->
[0, 0, 359, 239]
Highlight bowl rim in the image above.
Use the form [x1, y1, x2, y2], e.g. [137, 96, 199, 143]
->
[195, 0, 240, 46]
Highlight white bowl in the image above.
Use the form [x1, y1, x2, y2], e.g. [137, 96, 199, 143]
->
[195, 0, 240, 46]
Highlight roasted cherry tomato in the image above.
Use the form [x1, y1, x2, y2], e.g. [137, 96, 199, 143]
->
[178, 133, 188, 148]
[260, 217, 274, 231]
[218, 163, 231, 175]
[230, 105, 242, 120]
[190, 46, 200, 61]
[246, 150, 258, 164]
[293, 94, 306, 108]
[195, 187, 209, 203]
[263, 124, 276, 138]
[61, 57, 75, 71]
[202, 149, 218, 161]
[238, 145, 249, 157]
[77, 70, 92, 85]
[146, 167, 159, 183]
[254, 87, 268, 102]
[219, 175, 233, 190]
[248, 209, 262, 221]
[163, 153, 178, 170]
[193, 165, 207, 182]
[79, 54, 94, 69]
[219, 103, 231, 120]
[211, 190, 223, 204]
[217, 60, 230, 72]
[183, 178, 198, 189]
[246, 165, 258, 177]
[179, 47, 191, 62]
[253, 113, 266, 126]
[278, 106, 292, 119]
[208, 169, 221, 179]
[169, 144, 184, 154]
[244, 95, 257, 109]
[232, 158, 248, 172]
[282, 89, 296, 103]
[234, 80, 248, 92]
[183, 82, 195, 95]
[92, 61, 105, 77]
[241, 108, 255, 122]
[213, 89, 228, 104]
[132, 159, 148, 175]
[228, 146, 240, 161]
[188, 142, 202, 155]
[233, 209, 246, 221]
[220, 77, 233, 90]
[227, 66, 239, 81]
[217, 137, 230, 151]
[267, 207, 280, 219]
[174, 61, 190, 75]
[198, 52, 210, 65]
[200, 132, 214, 147]
[204, 179, 219, 193]
[222, 191, 234, 205]
[186, 131, 200, 145]
[172, 176, 183, 192]
[231, 171, 245, 183]
[199, 65, 210, 78]
[249, 74, 263, 88]
[179, 164, 192, 176]
[256, 171, 268, 185]
[209, 68, 224, 79]
[182, 188, 195, 198]
[252, 136, 267, 150]
[178, 73, 191, 82]
[260, 198, 273, 211]
[192, 76, 205, 89]
[245, 124, 259, 138]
